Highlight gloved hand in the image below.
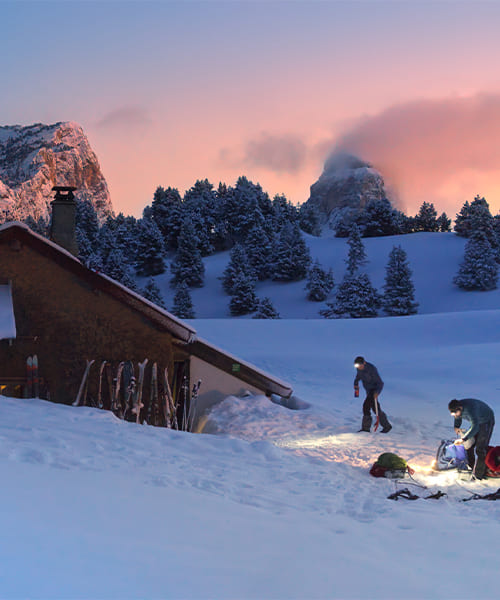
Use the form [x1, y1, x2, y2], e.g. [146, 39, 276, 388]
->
[354, 386, 359, 398]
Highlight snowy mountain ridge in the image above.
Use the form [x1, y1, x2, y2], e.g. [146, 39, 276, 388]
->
[0, 121, 113, 223]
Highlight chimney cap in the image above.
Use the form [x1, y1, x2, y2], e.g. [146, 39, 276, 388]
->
[52, 186, 77, 202]
[52, 185, 77, 192]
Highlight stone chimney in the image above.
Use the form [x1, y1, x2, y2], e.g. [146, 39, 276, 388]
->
[50, 186, 79, 256]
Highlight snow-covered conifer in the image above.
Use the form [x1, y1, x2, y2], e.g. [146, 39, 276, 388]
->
[321, 273, 380, 319]
[253, 297, 280, 319]
[102, 248, 138, 292]
[437, 212, 451, 232]
[170, 219, 205, 288]
[24, 215, 49, 237]
[150, 186, 183, 251]
[229, 271, 258, 316]
[172, 281, 195, 319]
[76, 199, 100, 246]
[220, 244, 256, 295]
[272, 223, 311, 281]
[382, 246, 418, 316]
[135, 217, 166, 277]
[244, 222, 274, 281]
[305, 260, 334, 301]
[363, 198, 400, 237]
[453, 231, 498, 291]
[414, 202, 438, 232]
[346, 224, 367, 275]
[298, 202, 322, 236]
[142, 277, 166, 309]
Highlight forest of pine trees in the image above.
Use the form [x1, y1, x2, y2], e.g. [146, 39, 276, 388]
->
[14, 179, 500, 318]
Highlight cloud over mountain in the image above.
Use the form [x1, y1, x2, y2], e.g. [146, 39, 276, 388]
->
[330, 93, 500, 214]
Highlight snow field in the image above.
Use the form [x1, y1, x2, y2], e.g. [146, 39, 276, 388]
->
[1, 309, 500, 598]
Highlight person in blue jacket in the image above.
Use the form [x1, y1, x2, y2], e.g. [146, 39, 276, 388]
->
[354, 356, 392, 433]
[448, 398, 495, 480]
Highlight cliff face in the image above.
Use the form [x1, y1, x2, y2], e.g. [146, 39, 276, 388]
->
[0, 122, 113, 223]
[308, 153, 386, 218]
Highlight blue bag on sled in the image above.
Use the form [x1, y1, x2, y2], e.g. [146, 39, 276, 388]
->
[433, 439, 469, 471]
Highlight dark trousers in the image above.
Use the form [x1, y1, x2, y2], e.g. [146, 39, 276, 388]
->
[466, 420, 495, 479]
[361, 390, 390, 431]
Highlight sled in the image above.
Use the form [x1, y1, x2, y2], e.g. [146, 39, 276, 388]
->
[433, 439, 500, 478]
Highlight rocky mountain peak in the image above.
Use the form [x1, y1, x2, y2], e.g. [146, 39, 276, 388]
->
[307, 152, 387, 218]
[0, 121, 113, 223]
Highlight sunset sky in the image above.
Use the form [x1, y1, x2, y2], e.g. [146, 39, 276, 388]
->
[3, 0, 500, 217]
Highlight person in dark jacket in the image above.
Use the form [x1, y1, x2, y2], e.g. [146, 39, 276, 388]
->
[448, 398, 495, 480]
[354, 356, 392, 433]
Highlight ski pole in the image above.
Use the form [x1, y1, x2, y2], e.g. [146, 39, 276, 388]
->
[373, 393, 379, 432]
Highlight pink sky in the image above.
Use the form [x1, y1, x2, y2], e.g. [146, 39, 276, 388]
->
[3, 1, 500, 217]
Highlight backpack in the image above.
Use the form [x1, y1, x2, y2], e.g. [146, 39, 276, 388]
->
[485, 446, 500, 477]
[433, 439, 469, 471]
[370, 452, 415, 479]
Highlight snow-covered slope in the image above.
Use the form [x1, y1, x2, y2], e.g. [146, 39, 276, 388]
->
[1, 310, 500, 599]
[148, 231, 500, 319]
[0, 122, 113, 222]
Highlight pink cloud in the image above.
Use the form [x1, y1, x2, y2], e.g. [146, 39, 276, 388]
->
[329, 93, 500, 215]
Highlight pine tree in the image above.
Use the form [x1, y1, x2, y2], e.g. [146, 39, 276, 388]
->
[305, 260, 334, 301]
[253, 297, 280, 319]
[244, 222, 274, 281]
[170, 219, 205, 288]
[321, 273, 380, 319]
[151, 186, 183, 251]
[183, 179, 218, 256]
[455, 196, 492, 237]
[135, 217, 166, 276]
[142, 277, 166, 309]
[436, 212, 451, 232]
[414, 202, 438, 232]
[102, 248, 138, 292]
[382, 246, 418, 316]
[229, 272, 258, 316]
[172, 281, 195, 318]
[272, 194, 299, 230]
[454, 196, 499, 262]
[298, 202, 322, 236]
[363, 198, 400, 237]
[76, 199, 100, 246]
[99, 213, 138, 266]
[346, 224, 367, 275]
[220, 244, 256, 295]
[24, 215, 49, 237]
[453, 231, 498, 291]
[272, 223, 311, 281]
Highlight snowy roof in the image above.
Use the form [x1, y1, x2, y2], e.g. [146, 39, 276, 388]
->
[0, 283, 16, 340]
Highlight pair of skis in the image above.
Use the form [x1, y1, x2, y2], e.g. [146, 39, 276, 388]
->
[73, 359, 201, 432]
[110, 359, 147, 423]
[26, 355, 39, 398]
[74, 359, 147, 422]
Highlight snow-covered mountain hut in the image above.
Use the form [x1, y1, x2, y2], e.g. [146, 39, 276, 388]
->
[0, 194, 292, 428]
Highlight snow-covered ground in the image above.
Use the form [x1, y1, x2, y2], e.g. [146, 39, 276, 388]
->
[1, 307, 500, 599]
[148, 231, 500, 319]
